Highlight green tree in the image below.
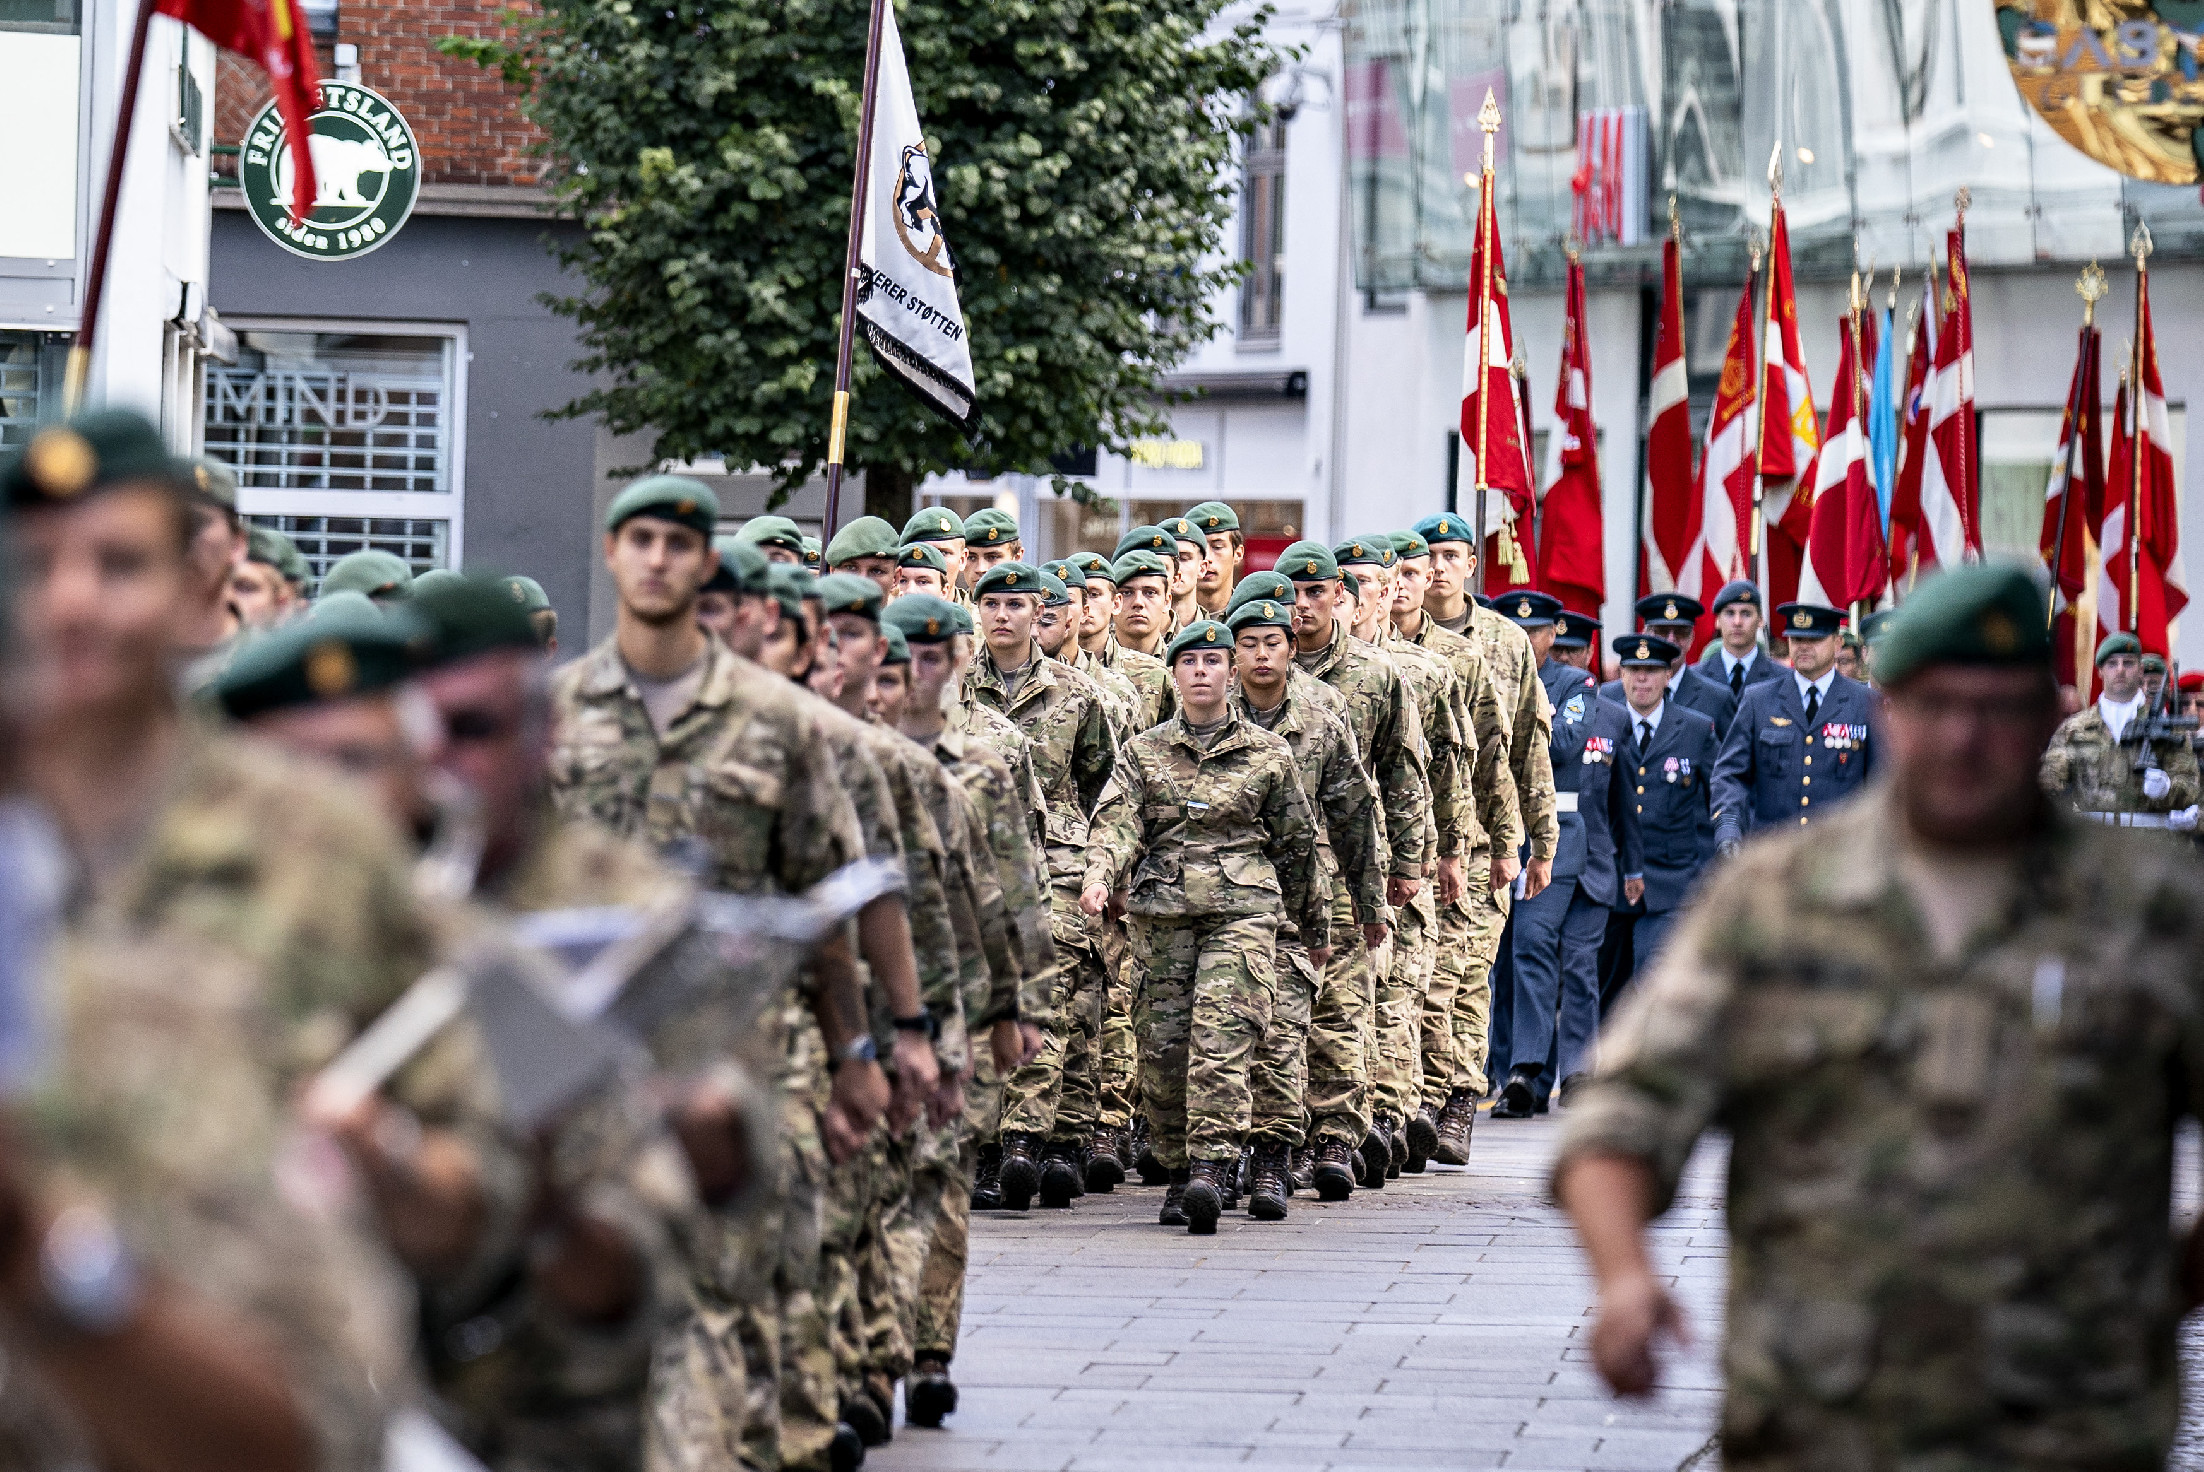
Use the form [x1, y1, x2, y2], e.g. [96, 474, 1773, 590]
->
[448, 0, 1279, 503]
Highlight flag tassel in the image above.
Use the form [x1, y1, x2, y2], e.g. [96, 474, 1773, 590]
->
[64, 0, 159, 413]
[821, 0, 893, 539]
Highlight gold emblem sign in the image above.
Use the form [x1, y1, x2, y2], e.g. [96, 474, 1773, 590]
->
[1997, 0, 2204, 184]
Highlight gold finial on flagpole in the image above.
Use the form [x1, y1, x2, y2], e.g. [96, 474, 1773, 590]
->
[2076, 260, 2107, 325]
[1954, 186, 1971, 224]
[1478, 87, 1500, 165]
[1748, 231, 1764, 275]
[1668, 192, 1680, 242]
[1768, 140, 1784, 202]
[1888, 264, 1901, 312]
[2130, 220, 2153, 267]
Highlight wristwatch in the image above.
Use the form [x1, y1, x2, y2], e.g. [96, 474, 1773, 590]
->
[829, 1034, 879, 1073]
[39, 1205, 141, 1336]
[892, 1012, 940, 1041]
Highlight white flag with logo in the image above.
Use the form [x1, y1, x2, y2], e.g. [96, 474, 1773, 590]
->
[857, 4, 976, 424]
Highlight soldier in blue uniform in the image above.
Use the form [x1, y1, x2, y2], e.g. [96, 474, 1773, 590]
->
[1605, 634, 1720, 978]
[1694, 579, 1786, 704]
[1492, 595, 1641, 1118]
[1551, 610, 1599, 671]
[1601, 593, 1736, 735]
[1711, 601, 1879, 851]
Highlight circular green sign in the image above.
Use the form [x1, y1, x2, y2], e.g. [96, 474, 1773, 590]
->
[240, 81, 421, 261]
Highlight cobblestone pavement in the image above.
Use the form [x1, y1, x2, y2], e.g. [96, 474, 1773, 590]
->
[881, 1116, 1728, 1472]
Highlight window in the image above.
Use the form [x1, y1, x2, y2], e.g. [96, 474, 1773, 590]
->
[204, 324, 465, 584]
[0, 332, 65, 449]
[1238, 116, 1286, 343]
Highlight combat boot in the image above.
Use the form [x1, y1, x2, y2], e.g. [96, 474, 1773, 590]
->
[905, 1354, 959, 1428]
[829, 1421, 866, 1472]
[1404, 1104, 1438, 1172]
[1217, 1151, 1241, 1213]
[970, 1143, 1005, 1211]
[1312, 1138, 1356, 1201]
[1159, 1167, 1190, 1225]
[1289, 1147, 1315, 1195]
[1115, 1124, 1137, 1171]
[1183, 1159, 1228, 1235]
[1133, 1118, 1169, 1185]
[1246, 1141, 1289, 1221]
[1085, 1128, 1126, 1191]
[842, 1380, 890, 1447]
[1431, 1089, 1477, 1165]
[1038, 1139, 1082, 1208]
[1359, 1119, 1392, 1191]
[998, 1132, 1042, 1211]
[1388, 1115, 1407, 1175]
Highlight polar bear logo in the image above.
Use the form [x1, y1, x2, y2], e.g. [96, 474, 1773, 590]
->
[273, 133, 396, 216]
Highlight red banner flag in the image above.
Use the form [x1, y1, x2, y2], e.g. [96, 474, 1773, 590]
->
[1799, 309, 1886, 609]
[1681, 270, 1758, 648]
[1887, 268, 1937, 588]
[1641, 233, 1695, 598]
[157, 0, 320, 220]
[1918, 226, 1979, 570]
[2098, 270, 2186, 658]
[1759, 206, 1818, 608]
[1538, 252, 1604, 615]
[1460, 168, 1535, 593]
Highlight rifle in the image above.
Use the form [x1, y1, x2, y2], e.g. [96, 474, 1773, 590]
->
[2123, 659, 2197, 777]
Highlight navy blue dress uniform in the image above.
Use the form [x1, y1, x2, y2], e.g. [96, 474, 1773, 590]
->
[1491, 645, 1642, 1118]
[1694, 579, 1787, 705]
[1552, 609, 1599, 659]
[1710, 602, 1879, 848]
[1599, 591, 1738, 735]
[1484, 591, 1560, 1094]
[1606, 634, 1720, 978]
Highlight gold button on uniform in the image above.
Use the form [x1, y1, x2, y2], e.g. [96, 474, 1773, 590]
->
[1800, 796, 1810, 806]
[1802, 775, 1811, 786]
[1803, 755, 1812, 765]
[1636, 785, 1645, 794]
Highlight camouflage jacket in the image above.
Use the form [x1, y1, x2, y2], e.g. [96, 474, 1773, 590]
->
[928, 722, 1056, 1029]
[949, 698, 1045, 852]
[1233, 683, 1387, 928]
[963, 642, 1117, 876]
[1293, 619, 1429, 882]
[1557, 782, 2204, 1468]
[845, 711, 968, 1071]
[873, 713, 992, 1053]
[1465, 601, 1559, 861]
[1093, 636, 1176, 729]
[1083, 711, 1326, 945]
[1069, 646, 1145, 742]
[1398, 614, 1520, 862]
[2040, 701, 2202, 816]
[549, 635, 865, 897]
[1381, 629, 1475, 863]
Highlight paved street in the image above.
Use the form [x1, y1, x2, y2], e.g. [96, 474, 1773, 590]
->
[882, 1117, 1728, 1472]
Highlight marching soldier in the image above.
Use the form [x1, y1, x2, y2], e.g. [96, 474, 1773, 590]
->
[1549, 610, 1599, 670]
[1484, 589, 1566, 1091]
[824, 515, 904, 593]
[893, 541, 954, 600]
[2041, 630, 2202, 825]
[1187, 500, 1245, 614]
[1695, 579, 1784, 702]
[1606, 633, 1721, 980]
[900, 507, 970, 600]
[959, 509, 1023, 586]
[1111, 529, 1179, 657]
[1599, 593, 1735, 735]
[1080, 619, 1325, 1235]
[1160, 516, 1207, 631]
[738, 515, 808, 566]
[1711, 601, 1879, 852]
[1071, 550, 1175, 729]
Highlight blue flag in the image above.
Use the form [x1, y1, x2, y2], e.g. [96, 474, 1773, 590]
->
[1868, 304, 1899, 530]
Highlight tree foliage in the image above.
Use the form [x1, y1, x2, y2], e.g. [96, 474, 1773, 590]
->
[447, 0, 1279, 497]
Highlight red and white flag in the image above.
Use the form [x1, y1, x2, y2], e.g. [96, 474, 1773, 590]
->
[1797, 312, 1884, 608]
[2041, 322, 2103, 689]
[1460, 174, 1535, 592]
[1917, 227, 1979, 570]
[1641, 233, 1695, 596]
[1886, 268, 1938, 587]
[156, 0, 319, 220]
[1680, 272, 1758, 641]
[2098, 274, 2186, 657]
[1758, 205, 1819, 612]
[1538, 252, 1603, 615]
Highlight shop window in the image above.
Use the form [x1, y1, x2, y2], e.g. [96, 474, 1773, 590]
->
[1238, 117, 1286, 343]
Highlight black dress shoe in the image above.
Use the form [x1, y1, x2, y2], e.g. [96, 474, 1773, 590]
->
[1490, 1073, 1537, 1120]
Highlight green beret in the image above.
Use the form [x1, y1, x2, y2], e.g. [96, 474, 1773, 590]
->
[801, 536, 822, 569]
[1036, 571, 1072, 607]
[962, 507, 1019, 547]
[1335, 537, 1395, 569]
[879, 624, 911, 665]
[184, 456, 238, 510]
[901, 507, 965, 545]
[410, 572, 543, 667]
[1114, 525, 1176, 560]
[1160, 517, 1202, 548]
[409, 568, 467, 597]
[1226, 571, 1294, 613]
[245, 525, 293, 568]
[1226, 595, 1292, 632]
[2096, 631, 2142, 665]
[4, 410, 187, 508]
[947, 602, 975, 636]
[1390, 529, 1431, 560]
[1111, 549, 1173, 585]
[502, 575, 552, 613]
[1164, 619, 1233, 664]
[883, 592, 962, 645]
[312, 589, 378, 617]
[321, 549, 414, 601]
[897, 542, 950, 575]
[216, 599, 431, 719]
[711, 536, 773, 595]
[276, 538, 310, 586]
[1186, 501, 1239, 535]
[1342, 569, 1361, 598]
[973, 561, 1041, 599]
[1411, 513, 1474, 546]
[736, 515, 806, 553]
[2143, 653, 2168, 675]
[764, 564, 811, 622]
[1040, 559, 1084, 591]
[825, 515, 901, 566]
[1277, 541, 1340, 583]
[1858, 608, 1894, 645]
[1067, 551, 1115, 585]
[1872, 563, 2054, 688]
[607, 475, 718, 536]
[815, 571, 885, 622]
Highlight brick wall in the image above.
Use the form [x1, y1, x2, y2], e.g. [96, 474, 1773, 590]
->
[213, 1, 543, 188]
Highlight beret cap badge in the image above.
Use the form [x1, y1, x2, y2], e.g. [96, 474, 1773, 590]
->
[26, 429, 95, 497]
[1205, 627, 1217, 641]
[1438, 518, 1451, 534]
[1005, 570, 1018, 585]
[1980, 611, 2018, 654]
[1262, 602, 1275, 618]
[1205, 515, 1218, 527]
[1792, 610, 1812, 629]
[926, 617, 940, 636]
[304, 642, 358, 698]
[1663, 600, 1679, 620]
[1637, 640, 1651, 659]
[1517, 599, 1533, 618]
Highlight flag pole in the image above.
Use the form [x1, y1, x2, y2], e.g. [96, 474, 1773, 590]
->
[2047, 261, 2106, 630]
[1750, 141, 1780, 571]
[64, 0, 160, 413]
[2127, 221, 2150, 636]
[822, 0, 894, 538]
[1472, 88, 1500, 598]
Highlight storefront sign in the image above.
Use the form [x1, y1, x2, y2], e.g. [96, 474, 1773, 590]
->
[240, 81, 422, 261]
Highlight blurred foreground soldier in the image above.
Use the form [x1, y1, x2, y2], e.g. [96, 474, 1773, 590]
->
[324, 548, 416, 604]
[1557, 562, 2204, 1471]
[1081, 620, 1324, 1234]
[1711, 602, 1878, 852]
[1, 412, 416, 1472]
[2041, 631, 2200, 826]
[1187, 501, 1243, 615]
[1606, 635, 1719, 978]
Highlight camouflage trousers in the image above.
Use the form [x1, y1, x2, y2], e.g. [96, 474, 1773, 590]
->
[1133, 911, 1277, 1168]
[1247, 937, 1321, 1146]
[774, 1071, 842, 1472]
[1307, 907, 1375, 1152]
[1424, 862, 1507, 1103]
[1095, 916, 1139, 1131]
[875, 1104, 959, 1382]
[646, 1298, 763, 1472]
[999, 907, 1106, 1144]
[915, 1059, 1003, 1361]
[829, 1123, 913, 1415]
[1375, 890, 1436, 1121]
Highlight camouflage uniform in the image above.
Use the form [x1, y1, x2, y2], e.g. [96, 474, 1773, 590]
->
[1083, 711, 1325, 1168]
[1293, 619, 1429, 1151]
[1068, 646, 1147, 1138]
[2040, 702, 2202, 818]
[1093, 635, 1176, 729]
[964, 646, 1116, 1151]
[1558, 785, 2204, 1472]
[1233, 681, 1386, 1150]
[550, 636, 865, 1472]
